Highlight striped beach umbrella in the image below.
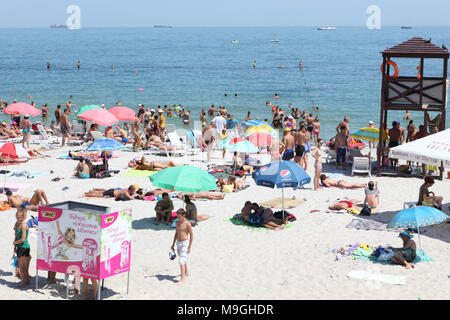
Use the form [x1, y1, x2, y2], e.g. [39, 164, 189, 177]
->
[245, 124, 274, 135]
[350, 127, 380, 142]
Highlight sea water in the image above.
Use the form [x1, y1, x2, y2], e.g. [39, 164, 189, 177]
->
[0, 26, 449, 140]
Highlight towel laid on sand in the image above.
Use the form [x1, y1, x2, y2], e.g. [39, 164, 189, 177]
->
[0, 170, 51, 178]
[0, 183, 32, 192]
[347, 270, 406, 285]
[121, 169, 158, 178]
[346, 218, 401, 232]
[260, 198, 306, 209]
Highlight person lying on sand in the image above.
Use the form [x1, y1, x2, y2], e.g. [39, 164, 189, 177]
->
[0, 155, 29, 163]
[83, 185, 137, 199]
[6, 189, 50, 211]
[128, 155, 178, 171]
[389, 231, 416, 269]
[236, 201, 287, 230]
[226, 175, 248, 192]
[216, 175, 225, 191]
[176, 191, 225, 201]
[320, 174, 367, 189]
[328, 199, 360, 211]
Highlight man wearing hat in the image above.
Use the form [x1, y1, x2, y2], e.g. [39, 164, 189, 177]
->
[389, 231, 416, 269]
[368, 121, 375, 148]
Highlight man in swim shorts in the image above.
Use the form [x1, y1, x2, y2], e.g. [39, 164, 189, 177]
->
[334, 126, 348, 170]
[171, 209, 193, 285]
[282, 128, 295, 161]
[83, 185, 137, 199]
[155, 192, 174, 225]
[294, 124, 308, 169]
[6, 189, 50, 211]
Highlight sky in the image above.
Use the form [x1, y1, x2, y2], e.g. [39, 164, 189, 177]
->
[0, 0, 449, 28]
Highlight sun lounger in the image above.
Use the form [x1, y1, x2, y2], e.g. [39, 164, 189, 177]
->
[32, 124, 61, 145]
[324, 148, 336, 163]
[351, 157, 371, 177]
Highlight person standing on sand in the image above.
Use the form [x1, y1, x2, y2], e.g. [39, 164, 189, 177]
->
[202, 122, 215, 163]
[13, 208, 32, 288]
[55, 105, 62, 126]
[336, 116, 350, 136]
[171, 209, 193, 285]
[20, 116, 32, 149]
[313, 116, 320, 145]
[311, 139, 323, 190]
[334, 126, 348, 170]
[406, 120, 416, 142]
[294, 124, 308, 168]
[60, 108, 71, 147]
[281, 128, 295, 161]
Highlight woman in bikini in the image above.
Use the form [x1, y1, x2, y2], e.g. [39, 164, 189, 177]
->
[129, 155, 178, 171]
[311, 139, 323, 191]
[313, 117, 320, 145]
[320, 174, 367, 189]
[184, 195, 210, 226]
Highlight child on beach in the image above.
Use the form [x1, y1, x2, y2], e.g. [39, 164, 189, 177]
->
[171, 209, 193, 285]
[13, 208, 31, 288]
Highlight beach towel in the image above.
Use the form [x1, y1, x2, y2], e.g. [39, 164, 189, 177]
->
[368, 249, 434, 264]
[2, 170, 51, 178]
[225, 216, 293, 231]
[260, 198, 306, 209]
[347, 270, 406, 285]
[121, 169, 158, 178]
[345, 218, 400, 232]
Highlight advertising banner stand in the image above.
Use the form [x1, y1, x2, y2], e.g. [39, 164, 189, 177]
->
[35, 201, 132, 300]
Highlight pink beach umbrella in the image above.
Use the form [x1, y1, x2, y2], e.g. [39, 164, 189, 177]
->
[3, 102, 41, 117]
[77, 109, 119, 127]
[108, 106, 137, 121]
[0, 142, 31, 190]
[246, 133, 272, 147]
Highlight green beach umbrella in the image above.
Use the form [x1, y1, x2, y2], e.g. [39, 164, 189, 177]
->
[75, 105, 102, 118]
[149, 165, 217, 193]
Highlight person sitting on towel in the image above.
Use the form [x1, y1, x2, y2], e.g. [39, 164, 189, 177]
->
[364, 181, 379, 208]
[389, 231, 416, 269]
[155, 192, 174, 225]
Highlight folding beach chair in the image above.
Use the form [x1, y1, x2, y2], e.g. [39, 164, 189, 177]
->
[351, 157, 371, 177]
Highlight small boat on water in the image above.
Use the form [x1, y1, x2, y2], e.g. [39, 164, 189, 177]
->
[317, 26, 336, 30]
[270, 39, 280, 42]
[231, 40, 238, 44]
[50, 24, 68, 29]
[401, 26, 412, 29]
[153, 25, 173, 28]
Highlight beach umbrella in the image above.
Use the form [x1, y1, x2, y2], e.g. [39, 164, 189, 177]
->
[242, 120, 272, 128]
[218, 137, 259, 153]
[75, 105, 101, 117]
[77, 109, 119, 127]
[247, 132, 272, 147]
[245, 124, 274, 135]
[387, 206, 449, 251]
[150, 165, 217, 193]
[3, 103, 41, 117]
[252, 160, 311, 219]
[87, 139, 125, 152]
[109, 106, 137, 121]
[0, 143, 31, 190]
[350, 127, 380, 142]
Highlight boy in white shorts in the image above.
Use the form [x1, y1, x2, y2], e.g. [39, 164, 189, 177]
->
[171, 209, 193, 285]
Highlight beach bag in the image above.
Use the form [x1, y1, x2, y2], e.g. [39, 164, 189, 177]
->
[359, 204, 371, 216]
[398, 165, 411, 174]
[115, 196, 131, 201]
[273, 210, 292, 220]
[222, 185, 233, 193]
[377, 248, 394, 261]
[247, 214, 262, 226]
[27, 215, 38, 228]
[0, 201, 10, 211]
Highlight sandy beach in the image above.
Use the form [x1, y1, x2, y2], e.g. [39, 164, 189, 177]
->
[0, 144, 449, 300]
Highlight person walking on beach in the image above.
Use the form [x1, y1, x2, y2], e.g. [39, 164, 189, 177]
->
[171, 209, 193, 285]
[13, 208, 31, 288]
[334, 126, 348, 170]
[60, 108, 71, 147]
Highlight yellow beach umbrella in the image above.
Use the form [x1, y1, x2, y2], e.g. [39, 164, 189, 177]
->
[245, 124, 274, 135]
[350, 127, 384, 142]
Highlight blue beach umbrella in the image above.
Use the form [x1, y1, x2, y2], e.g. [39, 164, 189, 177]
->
[87, 139, 125, 152]
[253, 160, 311, 218]
[387, 206, 449, 251]
[218, 137, 259, 154]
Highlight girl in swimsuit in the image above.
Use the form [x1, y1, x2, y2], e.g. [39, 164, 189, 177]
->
[184, 195, 210, 226]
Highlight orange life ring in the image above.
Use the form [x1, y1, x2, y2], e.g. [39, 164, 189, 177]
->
[380, 60, 399, 79]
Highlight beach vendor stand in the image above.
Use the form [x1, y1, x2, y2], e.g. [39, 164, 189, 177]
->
[35, 201, 132, 300]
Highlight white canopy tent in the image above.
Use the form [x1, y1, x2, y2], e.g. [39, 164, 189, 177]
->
[389, 129, 450, 168]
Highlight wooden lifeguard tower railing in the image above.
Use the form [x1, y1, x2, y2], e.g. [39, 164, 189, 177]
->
[377, 37, 449, 177]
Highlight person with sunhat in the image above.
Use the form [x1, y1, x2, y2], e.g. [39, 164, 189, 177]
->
[389, 231, 416, 269]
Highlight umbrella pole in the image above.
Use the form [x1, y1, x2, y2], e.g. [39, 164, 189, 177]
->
[3, 158, 8, 192]
[416, 222, 422, 253]
[282, 188, 285, 220]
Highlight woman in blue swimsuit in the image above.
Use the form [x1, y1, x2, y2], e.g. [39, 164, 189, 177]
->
[20, 116, 32, 149]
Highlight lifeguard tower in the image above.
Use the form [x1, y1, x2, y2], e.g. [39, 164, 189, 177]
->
[377, 37, 449, 177]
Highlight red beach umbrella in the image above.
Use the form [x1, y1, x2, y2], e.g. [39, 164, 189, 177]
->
[108, 106, 137, 121]
[3, 102, 41, 117]
[77, 109, 119, 127]
[246, 133, 272, 147]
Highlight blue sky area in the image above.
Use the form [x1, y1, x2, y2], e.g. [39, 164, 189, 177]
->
[0, 0, 449, 28]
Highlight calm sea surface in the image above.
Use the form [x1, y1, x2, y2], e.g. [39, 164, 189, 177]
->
[0, 27, 449, 140]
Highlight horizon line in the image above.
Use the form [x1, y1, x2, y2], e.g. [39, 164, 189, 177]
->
[1, 25, 450, 29]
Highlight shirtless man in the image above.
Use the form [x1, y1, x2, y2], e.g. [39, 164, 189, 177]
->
[155, 192, 174, 225]
[406, 120, 416, 143]
[115, 125, 129, 144]
[319, 174, 367, 189]
[388, 121, 404, 168]
[334, 126, 349, 170]
[182, 110, 190, 125]
[55, 105, 62, 125]
[170, 209, 193, 285]
[175, 191, 225, 200]
[306, 113, 315, 141]
[281, 128, 295, 161]
[105, 126, 115, 139]
[403, 110, 411, 121]
[202, 122, 215, 163]
[131, 122, 143, 152]
[414, 125, 428, 140]
[208, 105, 217, 117]
[6, 189, 50, 211]
[60, 108, 71, 147]
[130, 155, 178, 171]
[294, 124, 308, 168]
[336, 116, 350, 136]
[83, 185, 137, 199]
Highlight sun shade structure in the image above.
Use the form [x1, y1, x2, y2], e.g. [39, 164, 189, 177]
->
[378, 37, 449, 178]
[389, 128, 450, 168]
[108, 106, 137, 121]
[77, 109, 119, 127]
[149, 165, 217, 193]
[3, 103, 41, 116]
